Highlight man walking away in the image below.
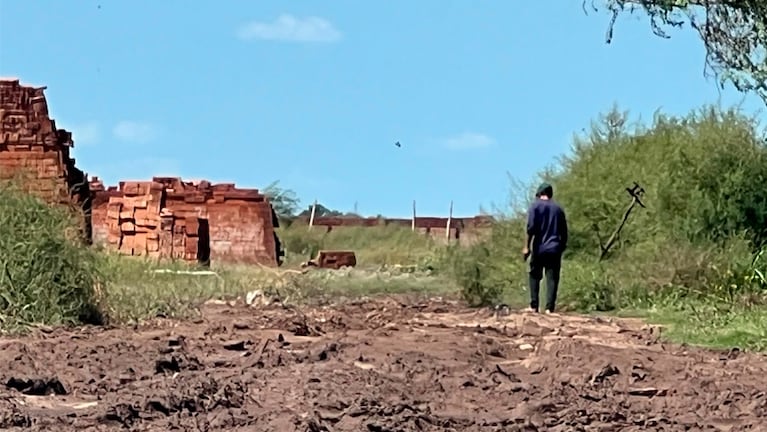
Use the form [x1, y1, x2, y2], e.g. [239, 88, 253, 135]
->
[522, 182, 568, 314]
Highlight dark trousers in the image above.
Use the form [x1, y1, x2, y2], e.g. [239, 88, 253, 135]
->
[528, 251, 562, 312]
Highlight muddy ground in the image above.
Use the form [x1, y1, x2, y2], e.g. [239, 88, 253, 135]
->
[0, 296, 765, 431]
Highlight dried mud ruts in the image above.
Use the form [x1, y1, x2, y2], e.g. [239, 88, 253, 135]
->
[0, 297, 765, 431]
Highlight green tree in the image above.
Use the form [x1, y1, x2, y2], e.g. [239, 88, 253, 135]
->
[591, 0, 767, 103]
[297, 203, 345, 218]
[548, 105, 767, 251]
[263, 180, 301, 219]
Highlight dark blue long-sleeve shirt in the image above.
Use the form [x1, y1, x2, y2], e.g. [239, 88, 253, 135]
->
[526, 198, 568, 255]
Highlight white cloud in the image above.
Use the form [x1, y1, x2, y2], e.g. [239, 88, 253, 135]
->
[237, 14, 341, 43]
[442, 132, 497, 150]
[112, 121, 157, 144]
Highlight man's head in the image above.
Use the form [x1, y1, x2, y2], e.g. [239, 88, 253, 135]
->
[535, 182, 554, 200]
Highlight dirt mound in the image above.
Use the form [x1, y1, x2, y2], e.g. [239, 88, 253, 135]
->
[0, 297, 765, 431]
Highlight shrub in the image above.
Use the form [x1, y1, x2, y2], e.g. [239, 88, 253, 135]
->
[549, 106, 767, 254]
[0, 183, 104, 329]
[440, 218, 527, 306]
[447, 105, 767, 312]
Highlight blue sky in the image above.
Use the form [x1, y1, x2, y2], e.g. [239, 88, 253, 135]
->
[0, 1, 762, 217]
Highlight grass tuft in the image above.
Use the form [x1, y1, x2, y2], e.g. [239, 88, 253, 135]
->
[0, 182, 105, 330]
[278, 223, 439, 267]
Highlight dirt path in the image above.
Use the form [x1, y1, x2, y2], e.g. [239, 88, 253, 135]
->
[0, 296, 765, 431]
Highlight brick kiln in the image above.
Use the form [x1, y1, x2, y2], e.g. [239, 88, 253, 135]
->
[90, 177, 284, 266]
[0, 78, 90, 214]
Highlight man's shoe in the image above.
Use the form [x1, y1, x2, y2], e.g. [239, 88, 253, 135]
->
[544, 309, 552, 314]
[523, 307, 538, 313]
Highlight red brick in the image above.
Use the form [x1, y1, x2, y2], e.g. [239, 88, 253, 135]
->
[91, 176, 282, 266]
[0, 79, 87, 208]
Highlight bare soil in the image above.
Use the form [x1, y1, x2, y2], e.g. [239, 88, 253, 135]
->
[0, 296, 765, 431]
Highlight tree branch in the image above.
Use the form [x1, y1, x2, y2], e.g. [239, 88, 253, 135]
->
[587, 0, 767, 104]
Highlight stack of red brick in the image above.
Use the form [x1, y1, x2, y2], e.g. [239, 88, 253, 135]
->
[0, 79, 88, 205]
[101, 181, 207, 261]
[91, 176, 281, 266]
[161, 178, 278, 265]
[1, 78, 281, 266]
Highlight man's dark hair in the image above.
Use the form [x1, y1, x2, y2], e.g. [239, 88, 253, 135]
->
[535, 182, 554, 198]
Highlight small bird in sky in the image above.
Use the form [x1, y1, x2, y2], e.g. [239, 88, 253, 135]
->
[394, 141, 401, 148]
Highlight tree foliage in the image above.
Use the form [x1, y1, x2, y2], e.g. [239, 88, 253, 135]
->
[297, 203, 349, 218]
[263, 180, 301, 219]
[262, 180, 361, 221]
[549, 104, 767, 252]
[590, 0, 767, 103]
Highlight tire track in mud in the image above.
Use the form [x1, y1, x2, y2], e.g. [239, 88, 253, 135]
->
[0, 297, 765, 431]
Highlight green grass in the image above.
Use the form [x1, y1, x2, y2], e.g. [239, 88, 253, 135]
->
[0, 181, 105, 330]
[645, 307, 767, 351]
[95, 217, 453, 324]
[277, 222, 440, 268]
[284, 267, 458, 301]
[451, 231, 767, 351]
[97, 255, 232, 323]
[101, 257, 457, 324]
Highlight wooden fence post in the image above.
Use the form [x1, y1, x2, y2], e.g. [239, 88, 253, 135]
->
[308, 199, 317, 231]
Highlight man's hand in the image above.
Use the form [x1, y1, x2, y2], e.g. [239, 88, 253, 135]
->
[522, 247, 530, 261]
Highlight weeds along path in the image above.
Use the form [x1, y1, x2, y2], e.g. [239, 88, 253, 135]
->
[0, 296, 765, 431]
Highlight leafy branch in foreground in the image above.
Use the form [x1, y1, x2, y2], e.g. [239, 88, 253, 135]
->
[588, 0, 767, 103]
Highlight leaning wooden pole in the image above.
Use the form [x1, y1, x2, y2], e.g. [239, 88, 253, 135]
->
[308, 199, 317, 231]
[598, 182, 646, 261]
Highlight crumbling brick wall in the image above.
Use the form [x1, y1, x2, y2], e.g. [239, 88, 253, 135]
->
[91, 177, 282, 266]
[0, 78, 90, 214]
